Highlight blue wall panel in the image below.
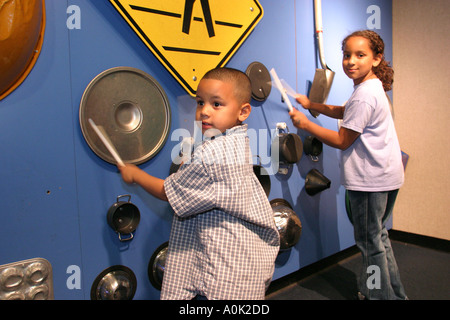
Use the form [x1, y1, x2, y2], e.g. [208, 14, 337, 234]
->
[0, 0, 83, 299]
[0, 0, 392, 299]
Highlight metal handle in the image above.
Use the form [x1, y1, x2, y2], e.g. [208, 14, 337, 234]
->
[118, 232, 134, 242]
[116, 194, 131, 203]
[314, 0, 329, 70]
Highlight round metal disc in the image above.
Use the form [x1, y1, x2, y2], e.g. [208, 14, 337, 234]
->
[90, 265, 137, 300]
[148, 241, 169, 290]
[246, 62, 272, 102]
[80, 67, 171, 165]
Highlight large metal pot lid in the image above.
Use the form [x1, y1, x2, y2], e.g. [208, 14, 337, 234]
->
[79, 67, 171, 165]
[245, 62, 272, 102]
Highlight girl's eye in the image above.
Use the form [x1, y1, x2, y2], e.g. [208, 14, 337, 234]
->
[196, 100, 204, 106]
[214, 102, 221, 107]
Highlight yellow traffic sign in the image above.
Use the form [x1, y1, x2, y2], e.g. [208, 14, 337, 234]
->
[109, 0, 264, 96]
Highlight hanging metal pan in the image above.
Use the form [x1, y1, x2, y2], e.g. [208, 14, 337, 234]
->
[79, 67, 171, 165]
[270, 199, 302, 250]
[90, 265, 137, 300]
[107, 194, 140, 242]
[148, 241, 169, 291]
[303, 135, 323, 161]
[245, 61, 272, 102]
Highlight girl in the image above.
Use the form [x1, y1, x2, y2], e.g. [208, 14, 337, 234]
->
[290, 30, 407, 300]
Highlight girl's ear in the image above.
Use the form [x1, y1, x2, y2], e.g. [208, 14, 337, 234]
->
[238, 103, 251, 122]
[373, 53, 383, 68]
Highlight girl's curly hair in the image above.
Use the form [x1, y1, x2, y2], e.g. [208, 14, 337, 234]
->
[342, 30, 394, 91]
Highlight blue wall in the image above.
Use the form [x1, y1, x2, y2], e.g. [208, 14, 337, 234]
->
[0, 0, 392, 299]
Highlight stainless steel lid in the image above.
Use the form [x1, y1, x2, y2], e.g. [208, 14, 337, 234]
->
[246, 61, 272, 102]
[91, 265, 137, 300]
[148, 242, 168, 291]
[270, 199, 302, 250]
[79, 67, 171, 165]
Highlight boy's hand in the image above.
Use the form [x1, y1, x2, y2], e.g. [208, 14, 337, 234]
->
[295, 94, 311, 110]
[118, 163, 140, 184]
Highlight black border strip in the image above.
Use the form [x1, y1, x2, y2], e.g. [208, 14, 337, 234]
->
[389, 230, 450, 252]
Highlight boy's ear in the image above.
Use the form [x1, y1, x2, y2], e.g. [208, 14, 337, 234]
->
[238, 103, 251, 122]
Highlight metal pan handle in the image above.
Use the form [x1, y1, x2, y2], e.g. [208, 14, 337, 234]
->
[118, 232, 134, 242]
[116, 194, 131, 203]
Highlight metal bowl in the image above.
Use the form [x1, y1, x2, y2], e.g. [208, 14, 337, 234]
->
[270, 199, 302, 250]
[148, 242, 169, 290]
[90, 265, 137, 300]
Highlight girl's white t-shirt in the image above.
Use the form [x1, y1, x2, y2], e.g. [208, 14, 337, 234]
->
[340, 78, 404, 191]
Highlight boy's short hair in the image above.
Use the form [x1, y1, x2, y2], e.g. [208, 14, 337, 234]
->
[201, 67, 252, 105]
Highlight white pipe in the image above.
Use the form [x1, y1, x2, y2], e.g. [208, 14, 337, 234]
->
[314, 0, 328, 70]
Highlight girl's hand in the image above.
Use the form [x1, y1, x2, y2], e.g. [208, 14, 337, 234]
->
[289, 108, 309, 130]
[295, 94, 311, 110]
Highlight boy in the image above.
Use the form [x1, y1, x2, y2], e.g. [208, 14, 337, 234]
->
[119, 67, 280, 300]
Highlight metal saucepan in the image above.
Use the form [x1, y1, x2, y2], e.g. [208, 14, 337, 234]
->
[107, 195, 140, 242]
[303, 135, 323, 161]
[272, 123, 303, 166]
[278, 132, 303, 164]
[270, 198, 302, 250]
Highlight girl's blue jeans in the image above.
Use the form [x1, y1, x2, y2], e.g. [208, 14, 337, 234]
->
[347, 189, 407, 300]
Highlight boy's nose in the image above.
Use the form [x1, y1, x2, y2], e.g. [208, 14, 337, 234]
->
[199, 104, 211, 117]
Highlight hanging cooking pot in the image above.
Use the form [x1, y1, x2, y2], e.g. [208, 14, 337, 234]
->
[270, 199, 302, 250]
[272, 123, 303, 166]
[107, 195, 140, 241]
[279, 132, 303, 164]
[303, 136, 323, 161]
